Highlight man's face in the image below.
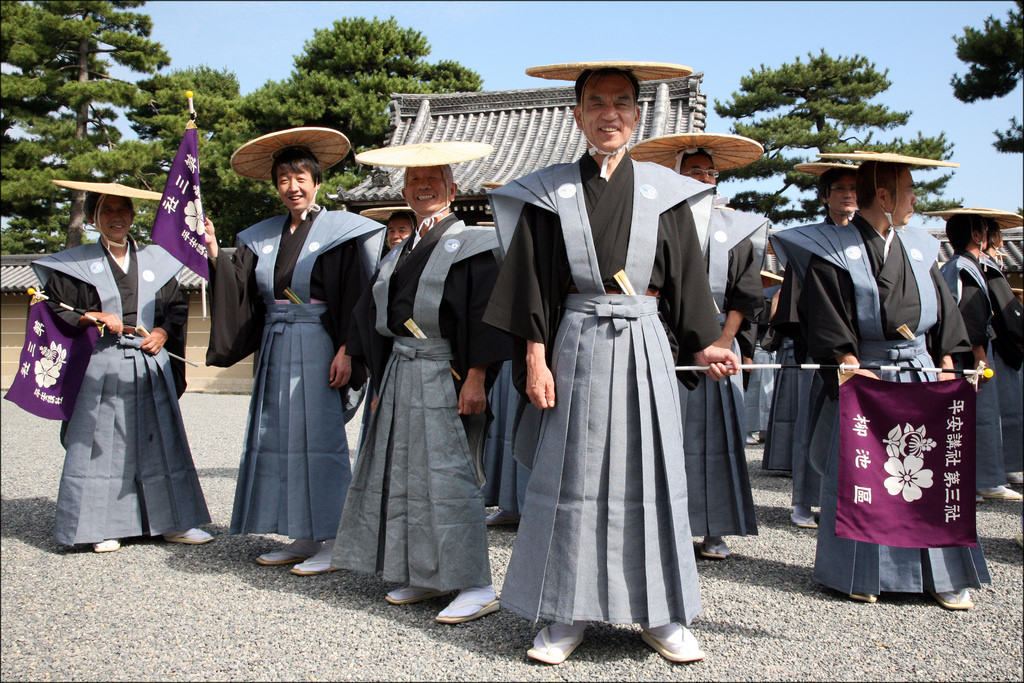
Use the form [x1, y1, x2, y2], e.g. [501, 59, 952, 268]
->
[96, 196, 133, 243]
[276, 168, 320, 215]
[402, 166, 455, 218]
[680, 154, 718, 186]
[889, 167, 917, 227]
[386, 215, 414, 249]
[573, 73, 639, 154]
[824, 172, 858, 216]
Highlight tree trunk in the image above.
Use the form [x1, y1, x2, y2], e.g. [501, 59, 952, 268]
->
[65, 34, 90, 249]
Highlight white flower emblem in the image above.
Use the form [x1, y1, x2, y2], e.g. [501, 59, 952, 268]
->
[883, 456, 934, 502]
[33, 341, 67, 388]
[184, 199, 204, 234]
[557, 183, 577, 198]
[883, 423, 937, 460]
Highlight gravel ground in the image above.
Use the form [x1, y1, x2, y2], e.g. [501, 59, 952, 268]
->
[2, 392, 1022, 682]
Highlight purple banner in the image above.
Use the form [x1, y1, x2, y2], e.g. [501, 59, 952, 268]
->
[837, 374, 977, 548]
[4, 303, 99, 421]
[151, 125, 208, 280]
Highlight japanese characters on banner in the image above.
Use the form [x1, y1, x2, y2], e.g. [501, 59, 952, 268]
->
[151, 125, 208, 280]
[3, 302, 100, 421]
[836, 374, 977, 549]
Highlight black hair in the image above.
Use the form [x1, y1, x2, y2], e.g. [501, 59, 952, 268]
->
[946, 214, 993, 251]
[271, 146, 323, 185]
[84, 192, 134, 223]
[819, 167, 857, 199]
[574, 68, 641, 105]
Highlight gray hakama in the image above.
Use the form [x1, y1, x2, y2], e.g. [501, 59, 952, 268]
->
[993, 352, 1023, 474]
[774, 221, 989, 596]
[743, 339, 775, 435]
[984, 258, 1023, 475]
[683, 206, 767, 538]
[333, 222, 495, 590]
[33, 245, 209, 546]
[481, 362, 529, 514]
[226, 211, 382, 541]
[941, 254, 1006, 489]
[488, 160, 713, 627]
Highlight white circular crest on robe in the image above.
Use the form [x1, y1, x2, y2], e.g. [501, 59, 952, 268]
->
[444, 238, 461, 253]
[262, 245, 274, 254]
[640, 184, 657, 199]
[557, 183, 577, 199]
[90, 262, 104, 274]
[845, 245, 863, 260]
[714, 230, 728, 243]
[142, 269, 155, 282]
[909, 248, 923, 261]
[308, 241, 320, 252]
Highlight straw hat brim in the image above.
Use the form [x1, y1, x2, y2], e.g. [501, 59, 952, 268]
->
[817, 151, 958, 168]
[630, 133, 763, 170]
[355, 142, 493, 168]
[526, 61, 693, 82]
[51, 179, 162, 201]
[230, 127, 350, 180]
[793, 162, 860, 175]
[359, 205, 415, 222]
[481, 181, 505, 189]
[922, 207, 1023, 230]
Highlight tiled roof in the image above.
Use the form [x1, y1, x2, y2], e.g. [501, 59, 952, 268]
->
[0, 251, 230, 293]
[334, 75, 708, 207]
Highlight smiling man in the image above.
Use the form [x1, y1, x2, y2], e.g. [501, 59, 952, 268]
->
[484, 61, 739, 665]
[334, 142, 511, 626]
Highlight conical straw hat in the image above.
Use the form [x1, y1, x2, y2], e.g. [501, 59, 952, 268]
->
[630, 133, 763, 170]
[922, 207, 1022, 230]
[817, 151, 958, 167]
[359, 205, 415, 221]
[355, 142, 493, 168]
[231, 127, 350, 180]
[51, 179, 162, 201]
[526, 61, 693, 81]
[793, 162, 860, 175]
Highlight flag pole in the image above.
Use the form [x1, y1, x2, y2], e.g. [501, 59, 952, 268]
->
[675, 362, 993, 378]
[28, 287, 105, 335]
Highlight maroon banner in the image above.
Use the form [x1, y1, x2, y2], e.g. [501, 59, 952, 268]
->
[4, 302, 99, 420]
[836, 374, 977, 548]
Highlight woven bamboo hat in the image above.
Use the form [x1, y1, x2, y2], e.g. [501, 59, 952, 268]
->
[481, 181, 505, 189]
[230, 127, 350, 180]
[817, 151, 959, 168]
[51, 179, 162, 201]
[630, 133, 763, 170]
[359, 205, 415, 222]
[526, 61, 693, 81]
[354, 142, 493, 168]
[793, 162, 860, 175]
[923, 207, 1023, 230]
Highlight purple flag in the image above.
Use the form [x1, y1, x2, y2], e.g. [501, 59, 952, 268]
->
[4, 302, 99, 421]
[151, 124, 208, 279]
[836, 374, 977, 548]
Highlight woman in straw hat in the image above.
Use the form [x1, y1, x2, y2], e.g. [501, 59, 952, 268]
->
[980, 215, 1023, 488]
[772, 152, 989, 609]
[631, 132, 769, 561]
[204, 128, 384, 575]
[33, 181, 213, 552]
[934, 209, 1022, 502]
[332, 142, 510, 625]
[484, 62, 739, 665]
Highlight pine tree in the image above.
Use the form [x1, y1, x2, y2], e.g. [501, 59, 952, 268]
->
[2, 1, 169, 253]
[715, 50, 958, 225]
[951, 0, 1023, 153]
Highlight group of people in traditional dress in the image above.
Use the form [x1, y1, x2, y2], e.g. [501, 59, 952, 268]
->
[30, 59, 1022, 667]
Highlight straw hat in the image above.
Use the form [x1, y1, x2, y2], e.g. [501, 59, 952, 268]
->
[51, 179, 162, 201]
[481, 181, 505, 189]
[630, 133, 763, 170]
[922, 207, 1023, 230]
[230, 127, 351, 180]
[355, 142, 493, 168]
[359, 205, 415, 222]
[793, 162, 860, 175]
[526, 61, 693, 82]
[817, 151, 959, 168]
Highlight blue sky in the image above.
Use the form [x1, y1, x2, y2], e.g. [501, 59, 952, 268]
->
[130, 0, 1022, 222]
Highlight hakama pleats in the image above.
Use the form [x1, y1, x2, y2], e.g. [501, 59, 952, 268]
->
[55, 336, 209, 545]
[502, 295, 702, 628]
[481, 362, 529, 513]
[230, 304, 351, 541]
[993, 351, 1023, 474]
[334, 338, 490, 591]
[743, 341, 775, 435]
